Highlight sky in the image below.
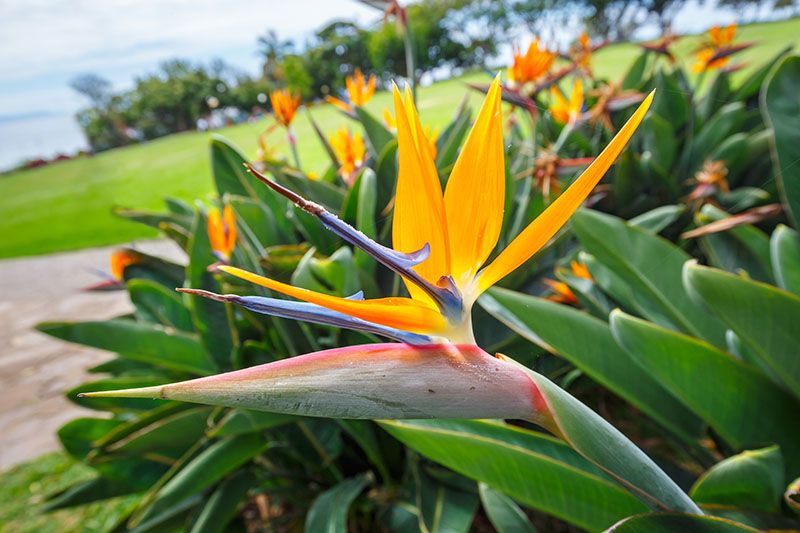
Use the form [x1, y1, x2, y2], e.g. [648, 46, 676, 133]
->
[0, 0, 379, 119]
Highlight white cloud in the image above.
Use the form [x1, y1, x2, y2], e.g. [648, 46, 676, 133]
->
[0, 0, 379, 113]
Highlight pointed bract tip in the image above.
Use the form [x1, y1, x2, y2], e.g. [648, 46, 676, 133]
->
[79, 385, 165, 399]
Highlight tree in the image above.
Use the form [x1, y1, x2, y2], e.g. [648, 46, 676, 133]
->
[70, 73, 112, 107]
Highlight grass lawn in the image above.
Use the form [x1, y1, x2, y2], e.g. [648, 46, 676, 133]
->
[0, 17, 798, 259]
[0, 452, 138, 532]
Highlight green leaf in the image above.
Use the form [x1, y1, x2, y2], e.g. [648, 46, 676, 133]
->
[43, 476, 140, 511]
[355, 168, 378, 274]
[128, 279, 194, 331]
[304, 473, 372, 533]
[684, 263, 800, 402]
[762, 54, 800, 226]
[106, 407, 211, 455]
[337, 420, 390, 482]
[690, 446, 784, 513]
[651, 69, 689, 130]
[639, 114, 676, 170]
[621, 52, 649, 90]
[139, 434, 268, 524]
[478, 483, 537, 533]
[572, 209, 727, 348]
[480, 288, 704, 443]
[688, 102, 746, 171]
[380, 419, 648, 531]
[610, 310, 800, 475]
[185, 210, 235, 369]
[629, 205, 685, 234]
[414, 464, 478, 533]
[228, 195, 285, 249]
[695, 205, 773, 283]
[37, 319, 216, 375]
[733, 45, 793, 101]
[771, 224, 800, 296]
[503, 358, 701, 515]
[208, 409, 296, 437]
[210, 136, 268, 202]
[606, 512, 759, 532]
[189, 470, 258, 533]
[355, 106, 394, 157]
[291, 247, 360, 297]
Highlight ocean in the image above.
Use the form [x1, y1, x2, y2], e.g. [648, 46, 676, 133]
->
[0, 113, 88, 172]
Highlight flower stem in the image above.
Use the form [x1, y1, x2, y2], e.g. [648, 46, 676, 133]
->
[287, 127, 302, 170]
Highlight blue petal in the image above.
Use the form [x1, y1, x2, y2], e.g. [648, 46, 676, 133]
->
[244, 163, 463, 315]
[181, 289, 432, 345]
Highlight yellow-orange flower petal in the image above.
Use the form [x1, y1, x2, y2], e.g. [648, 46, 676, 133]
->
[270, 89, 301, 127]
[543, 278, 578, 305]
[549, 79, 583, 124]
[570, 260, 592, 280]
[217, 265, 447, 334]
[709, 24, 736, 47]
[208, 205, 237, 261]
[346, 68, 377, 107]
[477, 90, 654, 293]
[443, 76, 505, 287]
[110, 250, 139, 281]
[325, 95, 353, 113]
[382, 108, 396, 130]
[329, 127, 366, 185]
[392, 84, 450, 302]
[508, 39, 555, 85]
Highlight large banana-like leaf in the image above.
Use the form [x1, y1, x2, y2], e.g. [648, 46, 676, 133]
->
[762, 54, 800, 226]
[684, 263, 800, 401]
[480, 288, 704, 443]
[610, 310, 800, 476]
[380, 419, 648, 531]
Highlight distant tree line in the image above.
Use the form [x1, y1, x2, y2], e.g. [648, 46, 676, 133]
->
[72, 0, 493, 152]
[72, 0, 793, 152]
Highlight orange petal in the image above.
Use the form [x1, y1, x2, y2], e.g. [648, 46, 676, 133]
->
[392, 85, 450, 303]
[477, 91, 654, 293]
[325, 95, 352, 113]
[223, 205, 237, 254]
[443, 75, 505, 287]
[217, 265, 447, 334]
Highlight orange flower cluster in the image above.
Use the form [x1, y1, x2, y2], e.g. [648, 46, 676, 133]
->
[693, 24, 737, 73]
[207, 205, 237, 262]
[269, 89, 301, 127]
[549, 79, 584, 124]
[508, 40, 555, 85]
[326, 69, 377, 113]
[329, 128, 366, 185]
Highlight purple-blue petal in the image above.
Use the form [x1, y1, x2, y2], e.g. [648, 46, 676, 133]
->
[232, 294, 432, 345]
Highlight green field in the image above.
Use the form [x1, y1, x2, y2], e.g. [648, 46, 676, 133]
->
[1, 18, 797, 259]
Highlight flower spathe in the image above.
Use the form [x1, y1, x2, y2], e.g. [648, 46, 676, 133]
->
[82, 343, 543, 420]
[549, 79, 584, 124]
[329, 127, 366, 185]
[207, 205, 237, 262]
[269, 89, 301, 127]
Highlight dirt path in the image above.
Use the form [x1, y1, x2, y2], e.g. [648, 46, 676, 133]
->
[0, 240, 183, 470]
